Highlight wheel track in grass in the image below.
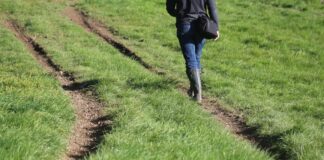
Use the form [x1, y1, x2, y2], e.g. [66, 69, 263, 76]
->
[4, 20, 112, 160]
[63, 7, 165, 76]
[64, 7, 290, 159]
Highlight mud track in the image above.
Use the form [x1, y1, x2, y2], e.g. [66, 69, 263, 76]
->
[4, 20, 112, 160]
[64, 7, 164, 75]
[64, 7, 288, 159]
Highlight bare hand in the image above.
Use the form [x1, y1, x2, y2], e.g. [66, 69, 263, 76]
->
[214, 31, 220, 41]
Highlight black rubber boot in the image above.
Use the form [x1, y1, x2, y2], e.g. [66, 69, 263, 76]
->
[190, 69, 202, 103]
[186, 68, 195, 97]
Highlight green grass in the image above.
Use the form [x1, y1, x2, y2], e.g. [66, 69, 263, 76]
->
[0, 23, 74, 159]
[0, 0, 272, 159]
[75, 0, 324, 159]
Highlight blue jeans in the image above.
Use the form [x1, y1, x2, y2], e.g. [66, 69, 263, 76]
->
[177, 22, 206, 70]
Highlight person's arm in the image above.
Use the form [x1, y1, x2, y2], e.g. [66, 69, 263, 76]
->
[206, 0, 219, 27]
[207, 0, 220, 40]
[166, 0, 177, 17]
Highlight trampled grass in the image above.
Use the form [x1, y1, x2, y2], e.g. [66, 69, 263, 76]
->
[75, 0, 324, 159]
[0, 24, 74, 159]
[0, 0, 272, 159]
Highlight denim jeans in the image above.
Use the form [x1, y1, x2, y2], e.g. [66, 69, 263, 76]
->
[177, 22, 206, 70]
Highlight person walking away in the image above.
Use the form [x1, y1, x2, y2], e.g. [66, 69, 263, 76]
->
[166, 0, 219, 103]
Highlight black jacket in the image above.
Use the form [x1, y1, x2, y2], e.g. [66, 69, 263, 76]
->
[166, 0, 219, 26]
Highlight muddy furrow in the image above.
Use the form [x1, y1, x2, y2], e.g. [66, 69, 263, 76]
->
[4, 20, 112, 160]
[63, 8, 287, 159]
[64, 7, 164, 75]
[199, 94, 289, 159]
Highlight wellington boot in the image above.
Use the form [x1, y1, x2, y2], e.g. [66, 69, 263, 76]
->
[190, 69, 202, 103]
[186, 68, 195, 97]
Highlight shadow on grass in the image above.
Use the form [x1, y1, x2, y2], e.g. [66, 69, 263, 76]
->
[240, 127, 298, 160]
[127, 78, 178, 92]
[62, 79, 99, 91]
[67, 116, 113, 159]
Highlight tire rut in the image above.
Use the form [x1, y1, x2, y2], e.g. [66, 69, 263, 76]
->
[4, 20, 112, 160]
[63, 7, 165, 76]
[64, 7, 287, 159]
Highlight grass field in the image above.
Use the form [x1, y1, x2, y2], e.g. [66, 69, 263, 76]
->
[0, 22, 74, 159]
[76, 0, 324, 159]
[0, 1, 271, 160]
[0, 0, 323, 159]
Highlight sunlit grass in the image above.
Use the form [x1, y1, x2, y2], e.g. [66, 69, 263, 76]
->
[0, 26, 74, 159]
[76, 0, 324, 159]
[0, 0, 273, 159]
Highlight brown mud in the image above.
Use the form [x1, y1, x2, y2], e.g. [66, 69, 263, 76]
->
[4, 20, 112, 160]
[65, 7, 288, 159]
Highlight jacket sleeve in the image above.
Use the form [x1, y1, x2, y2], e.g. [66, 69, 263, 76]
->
[207, 0, 219, 28]
[166, 0, 177, 17]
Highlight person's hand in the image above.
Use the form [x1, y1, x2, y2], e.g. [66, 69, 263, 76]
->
[214, 31, 220, 41]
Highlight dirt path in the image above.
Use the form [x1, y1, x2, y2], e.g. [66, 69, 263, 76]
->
[64, 8, 287, 159]
[4, 20, 112, 160]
